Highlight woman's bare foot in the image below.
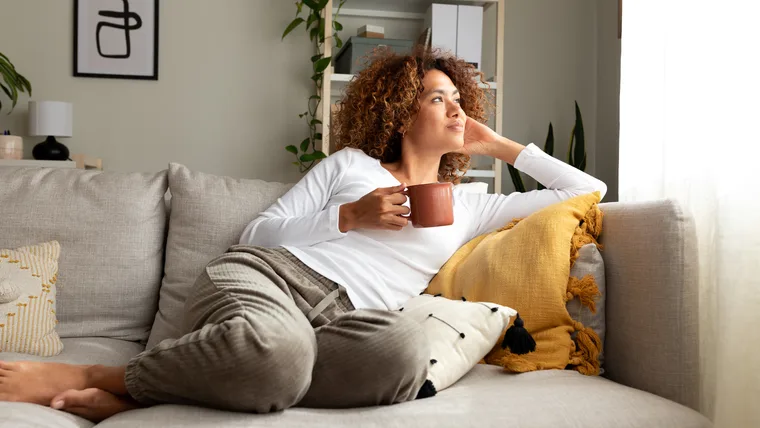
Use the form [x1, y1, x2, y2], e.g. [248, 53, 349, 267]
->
[51, 388, 139, 422]
[0, 361, 90, 405]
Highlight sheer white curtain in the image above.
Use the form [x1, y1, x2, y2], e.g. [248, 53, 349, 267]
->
[619, 1, 760, 426]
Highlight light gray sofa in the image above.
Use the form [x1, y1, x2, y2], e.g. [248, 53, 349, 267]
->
[0, 163, 712, 428]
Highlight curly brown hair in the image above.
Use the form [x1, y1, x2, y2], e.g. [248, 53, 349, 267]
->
[332, 45, 492, 183]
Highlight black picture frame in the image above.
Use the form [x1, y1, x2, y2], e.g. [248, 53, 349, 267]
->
[73, 0, 159, 80]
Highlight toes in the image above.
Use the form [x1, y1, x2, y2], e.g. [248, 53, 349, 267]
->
[51, 388, 137, 423]
[0, 361, 24, 373]
[51, 388, 100, 410]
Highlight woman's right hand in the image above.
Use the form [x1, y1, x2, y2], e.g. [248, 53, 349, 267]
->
[339, 184, 410, 232]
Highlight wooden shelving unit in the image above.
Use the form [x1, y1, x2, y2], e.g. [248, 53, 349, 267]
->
[0, 159, 76, 169]
[0, 154, 102, 170]
[318, 0, 504, 193]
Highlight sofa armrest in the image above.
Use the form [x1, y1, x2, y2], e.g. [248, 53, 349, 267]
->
[598, 199, 699, 410]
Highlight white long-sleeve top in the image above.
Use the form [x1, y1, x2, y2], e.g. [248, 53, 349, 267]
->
[240, 144, 606, 310]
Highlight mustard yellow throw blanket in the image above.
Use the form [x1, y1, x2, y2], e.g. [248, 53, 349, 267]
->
[426, 192, 604, 375]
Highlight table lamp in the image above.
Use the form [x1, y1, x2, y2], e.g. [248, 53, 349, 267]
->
[29, 101, 73, 161]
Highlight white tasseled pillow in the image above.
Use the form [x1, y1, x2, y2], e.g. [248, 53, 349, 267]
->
[398, 294, 516, 393]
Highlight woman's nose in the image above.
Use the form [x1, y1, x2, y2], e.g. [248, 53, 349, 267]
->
[447, 103, 461, 117]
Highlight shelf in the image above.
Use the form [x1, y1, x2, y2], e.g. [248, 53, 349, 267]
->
[336, 8, 425, 20]
[0, 159, 76, 168]
[330, 73, 497, 90]
[463, 169, 495, 178]
[331, 73, 354, 82]
[334, 0, 498, 19]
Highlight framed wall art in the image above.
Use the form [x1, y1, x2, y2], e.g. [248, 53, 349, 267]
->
[74, 0, 159, 80]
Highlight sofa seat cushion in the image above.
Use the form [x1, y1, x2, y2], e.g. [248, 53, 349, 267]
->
[0, 338, 144, 428]
[94, 365, 711, 428]
[0, 402, 94, 428]
[0, 337, 145, 365]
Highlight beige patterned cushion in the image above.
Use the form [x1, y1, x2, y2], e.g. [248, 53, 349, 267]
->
[147, 163, 291, 348]
[567, 243, 607, 367]
[0, 241, 63, 356]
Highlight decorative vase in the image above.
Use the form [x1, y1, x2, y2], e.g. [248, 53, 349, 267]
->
[32, 136, 70, 161]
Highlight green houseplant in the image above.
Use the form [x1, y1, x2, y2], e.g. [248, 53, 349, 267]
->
[508, 101, 586, 192]
[281, 0, 346, 173]
[0, 52, 32, 114]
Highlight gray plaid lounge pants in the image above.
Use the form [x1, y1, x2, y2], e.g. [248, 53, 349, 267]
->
[124, 245, 430, 412]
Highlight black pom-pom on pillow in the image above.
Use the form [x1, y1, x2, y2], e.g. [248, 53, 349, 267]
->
[416, 379, 437, 399]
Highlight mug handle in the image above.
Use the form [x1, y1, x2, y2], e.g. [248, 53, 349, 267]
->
[400, 188, 414, 224]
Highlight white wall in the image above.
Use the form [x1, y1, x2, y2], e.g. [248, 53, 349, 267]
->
[500, 0, 619, 200]
[0, 0, 620, 195]
[0, 0, 314, 183]
[500, 0, 598, 193]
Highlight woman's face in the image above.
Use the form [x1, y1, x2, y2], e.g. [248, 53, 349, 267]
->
[403, 69, 466, 154]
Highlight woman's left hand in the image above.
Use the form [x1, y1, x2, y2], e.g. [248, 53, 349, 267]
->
[458, 117, 502, 156]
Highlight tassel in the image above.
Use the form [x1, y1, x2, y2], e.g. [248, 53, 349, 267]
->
[581, 204, 604, 238]
[569, 321, 602, 376]
[565, 274, 600, 313]
[501, 313, 536, 354]
[416, 379, 437, 399]
[570, 204, 604, 267]
[499, 352, 539, 373]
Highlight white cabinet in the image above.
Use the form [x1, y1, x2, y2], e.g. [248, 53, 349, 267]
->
[455, 5, 484, 70]
[425, 4, 483, 70]
[425, 4, 458, 58]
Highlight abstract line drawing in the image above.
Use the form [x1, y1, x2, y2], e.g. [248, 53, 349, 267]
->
[74, 0, 159, 80]
[96, 0, 143, 59]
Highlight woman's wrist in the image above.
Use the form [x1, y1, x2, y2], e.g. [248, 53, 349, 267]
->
[338, 203, 355, 233]
[488, 136, 526, 166]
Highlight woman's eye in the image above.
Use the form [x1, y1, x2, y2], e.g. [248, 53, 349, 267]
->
[431, 96, 460, 104]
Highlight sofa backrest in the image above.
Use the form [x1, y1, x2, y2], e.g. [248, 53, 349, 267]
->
[0, 167, 168, 342]
[146, 163, 291, 348]
[0, 163, 487, 349]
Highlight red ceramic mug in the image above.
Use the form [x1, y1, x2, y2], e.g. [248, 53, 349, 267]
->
[405, 182, 454, 228]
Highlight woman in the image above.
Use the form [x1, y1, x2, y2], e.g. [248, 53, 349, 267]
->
[0, 46, 605, 421]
